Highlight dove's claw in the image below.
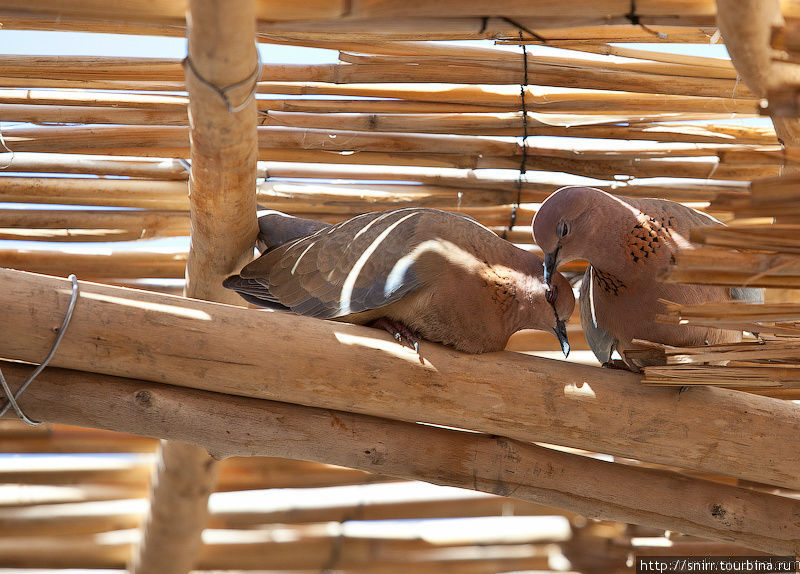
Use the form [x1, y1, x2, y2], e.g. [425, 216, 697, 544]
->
[370, 318, 421, 353]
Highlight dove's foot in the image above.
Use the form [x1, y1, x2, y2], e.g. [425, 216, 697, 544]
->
[370, 318, 420, 353]
[601, 359, 636, 371]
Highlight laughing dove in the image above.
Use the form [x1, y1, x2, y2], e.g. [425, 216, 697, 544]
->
[224, 207, 575, 354]
[532, 186, 762, 369]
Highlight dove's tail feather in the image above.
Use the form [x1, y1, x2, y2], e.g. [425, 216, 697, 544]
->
[256, 208, 332, 253]
[222, 274, 289, 310]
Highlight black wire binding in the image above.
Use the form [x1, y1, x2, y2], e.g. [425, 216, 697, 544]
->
[625, 0, 667, 39]
[508, 33, 530, 235]
[501, 17, 547, 44]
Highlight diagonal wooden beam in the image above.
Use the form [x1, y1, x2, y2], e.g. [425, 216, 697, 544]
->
[1, 268, 799, 492]
[3, 361, 799, 556]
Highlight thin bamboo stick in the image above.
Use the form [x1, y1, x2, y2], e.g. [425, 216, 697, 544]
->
[493, 24, 719, 44]
[0, 58, 756, 98]
[0, 209, 189, 234]
[4, 126, 774, 180]
[0, 2, 727, 42]
[0, 249, 188, 279]
[665, 248, 800, 288]
[0, 177, 189, 209]
[0, 202, 545, 245]
[0, 153, 190, 179]
[255, 16, 718, 43]
[272, 38, 728, 71]
[563, 44, 736, 70]
[0, 0, 724, 23]
[0, 454, 379, 492]
[0, 530, 557, 571]
[263, 62, 751, 98]
[662, 300, 800, 321]
[0, 423, 159, 454]
[0, 104, 188, 126]
[691, 224, 800, 253]
[260, 83, 760, 114]
[4, 79, 757, 117]
[263, 98, 519, 114]
[643, 365, 800, 387]
[0, 493, 570, 537]
[0, 76, 186, 91]
[751, 173, 800, 203]
[315, 0, 723, 20]
[258, 110, 777, 143]
[338, 51, 740, 82]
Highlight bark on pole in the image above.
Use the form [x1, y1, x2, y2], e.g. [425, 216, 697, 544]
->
[1, 269, 799, 493]
[2, 362, 799, 556]
[131, 1, 258, 573]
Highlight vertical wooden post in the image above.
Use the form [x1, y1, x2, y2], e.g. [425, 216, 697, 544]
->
[130, 1, 258, 573]
[716, 0, 800, 147]
[184, 0, 260, 302]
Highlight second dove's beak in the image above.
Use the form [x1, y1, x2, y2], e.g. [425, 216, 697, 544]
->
[554, 319, 570, 358]
[543, 248, 559, 287]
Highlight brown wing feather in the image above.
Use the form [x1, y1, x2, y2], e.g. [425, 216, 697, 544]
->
[237, 208, 463, 319]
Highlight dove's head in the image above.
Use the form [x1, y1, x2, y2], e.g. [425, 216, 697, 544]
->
[541, 269, 575, 357]
[532, 186, 608, 287]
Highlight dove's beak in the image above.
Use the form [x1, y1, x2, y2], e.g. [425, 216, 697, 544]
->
[554, 318, 570, 358]
[543, 248, 559, 287]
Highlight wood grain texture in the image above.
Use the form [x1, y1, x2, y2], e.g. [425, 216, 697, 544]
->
[0, 269, 798, 492]
[2, 360, 798, 555]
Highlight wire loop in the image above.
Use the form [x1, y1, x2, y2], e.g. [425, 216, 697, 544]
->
[0, 274, 80, 426]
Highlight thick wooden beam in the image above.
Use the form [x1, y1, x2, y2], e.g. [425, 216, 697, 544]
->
[2, 361, 799, 555]
[1, 269, 799, 492]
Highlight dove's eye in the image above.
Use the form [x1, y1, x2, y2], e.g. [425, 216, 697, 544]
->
[556, 221, 569, 238]
[546, 286, 558, 305]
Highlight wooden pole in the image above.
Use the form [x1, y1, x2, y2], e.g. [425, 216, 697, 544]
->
[717, 0, 800, 147]
[130, 2, 259, 574]
[2, 362, 799, 555]
[1, 269, 799, 492]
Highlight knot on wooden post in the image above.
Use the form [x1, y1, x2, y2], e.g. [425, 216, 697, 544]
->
[134, 389, 153, 407]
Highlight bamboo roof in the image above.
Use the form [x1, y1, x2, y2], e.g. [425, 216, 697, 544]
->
[0, 1, 799, 573]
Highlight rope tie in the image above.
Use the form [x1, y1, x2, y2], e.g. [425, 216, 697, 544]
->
[183, 41, 263, 114]
[0, 274, 80, 426]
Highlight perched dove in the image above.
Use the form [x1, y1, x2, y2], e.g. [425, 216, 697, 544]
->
[532, 186, 762, 369]
[224, 207, 575, 354]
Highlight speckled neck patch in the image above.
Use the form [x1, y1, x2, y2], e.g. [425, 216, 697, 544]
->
[627, 213, 675, 263]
